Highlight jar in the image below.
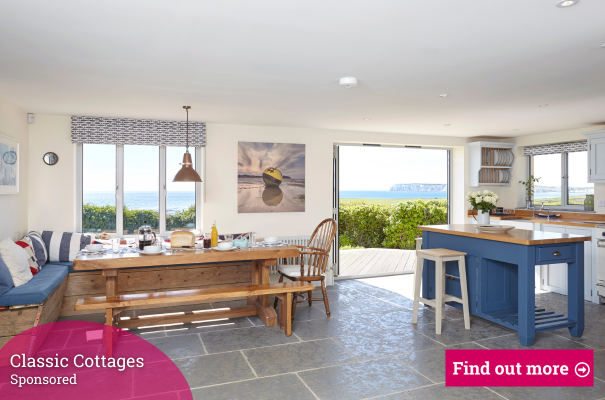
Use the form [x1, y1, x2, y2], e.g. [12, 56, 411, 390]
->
[584, 194, 594, 211]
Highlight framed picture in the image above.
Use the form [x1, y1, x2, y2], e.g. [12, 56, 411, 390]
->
[0, 133, 19, 194]
[238, 142, 305, 213]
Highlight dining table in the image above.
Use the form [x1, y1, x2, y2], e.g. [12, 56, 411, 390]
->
[72, 245, 301, 329]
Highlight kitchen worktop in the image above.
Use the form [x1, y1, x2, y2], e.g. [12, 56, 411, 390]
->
[420, 224, 592, 245]
[467, 210, 605, 227]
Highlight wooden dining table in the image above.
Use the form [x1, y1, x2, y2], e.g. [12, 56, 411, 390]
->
[72, 245, 301, 328]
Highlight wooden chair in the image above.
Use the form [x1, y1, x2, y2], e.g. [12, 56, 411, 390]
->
[273, 218, 337, 319]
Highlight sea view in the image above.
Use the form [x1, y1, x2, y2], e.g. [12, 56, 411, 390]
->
[340, 190, 590, 200]
[84, 191, 195, 214]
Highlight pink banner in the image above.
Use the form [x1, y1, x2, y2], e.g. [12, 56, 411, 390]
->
[446, 349, 593, 387]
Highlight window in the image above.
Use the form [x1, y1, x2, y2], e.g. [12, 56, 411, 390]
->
[531, 151, 593, 208]
[78, 144, 201, 236]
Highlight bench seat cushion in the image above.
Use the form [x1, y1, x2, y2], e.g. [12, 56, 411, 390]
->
[0, 264, 69, 307]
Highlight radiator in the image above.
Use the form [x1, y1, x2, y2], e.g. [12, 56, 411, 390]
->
[272, 235, 311, 274]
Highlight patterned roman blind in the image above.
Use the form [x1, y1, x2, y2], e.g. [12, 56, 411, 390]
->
[71, 116, 206, 147]
[522, 141, 586, 156]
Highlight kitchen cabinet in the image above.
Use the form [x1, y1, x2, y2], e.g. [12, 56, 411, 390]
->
[583, 129, 605, 183]
[467, 141, 515, 187]
[540, 224, 593, 302]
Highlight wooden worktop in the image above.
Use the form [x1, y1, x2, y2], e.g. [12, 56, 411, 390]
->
[73, 245, 300, 271]
[467, 210, 605, 228]
[420, 224, 591, 245]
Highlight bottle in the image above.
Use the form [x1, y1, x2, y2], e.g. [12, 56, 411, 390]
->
[211, 220, 218, 247]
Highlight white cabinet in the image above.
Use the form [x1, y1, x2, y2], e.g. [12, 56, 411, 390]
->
[540, 224, 593, 302]
[583, 130, 605, 183]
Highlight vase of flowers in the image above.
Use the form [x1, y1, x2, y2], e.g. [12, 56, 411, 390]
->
[467, 190, 499, 225]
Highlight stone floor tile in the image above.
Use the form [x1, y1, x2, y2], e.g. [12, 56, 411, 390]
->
[191, 374, 317, 400]
[298, 357, 432, 400]
[335, 328, 443, 360]
[477, 331, 593, 350]
[147, 334, 206, 359]
[593, 350, 605, 382]
[407, 384, 506, 400]
[550, 319, 605, 350]
[396, 342, 486, 383]
[173, 351, 255, 388]
[200, 325, 298, 353]
[134, 303, 212, 317]
[311, 296, 404, 317]
[412, 316, 515, 346]
[359, 308, 439, 330]
[163, 316, 255, 337]
[488, 378, 605, 400]
[292, 315, 382, 340]
[243, 338, 355, 376]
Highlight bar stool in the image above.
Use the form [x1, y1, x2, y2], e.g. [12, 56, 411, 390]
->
[412, 248, 470, 334]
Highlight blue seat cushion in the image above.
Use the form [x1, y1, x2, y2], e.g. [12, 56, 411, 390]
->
[46, 261, 76, 273]
[0, 264, 69, 307]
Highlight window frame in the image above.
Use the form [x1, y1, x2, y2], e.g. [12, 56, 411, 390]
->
[529, 151, 591, 210]
[76, 144, 203, 235]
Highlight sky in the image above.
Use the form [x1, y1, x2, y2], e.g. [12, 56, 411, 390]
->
[238, 142, 305, 179]
[339, 146, 448, 191]
[82, 144, 196, 192]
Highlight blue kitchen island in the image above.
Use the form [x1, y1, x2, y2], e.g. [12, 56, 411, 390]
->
[419, 224, 591, 346]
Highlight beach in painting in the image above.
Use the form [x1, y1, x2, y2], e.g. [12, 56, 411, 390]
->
[0, 142, 17, 186]
[238, 142, 305, 213]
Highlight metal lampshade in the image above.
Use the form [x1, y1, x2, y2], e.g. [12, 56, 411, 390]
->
[173, 106, 203, 182]
[173, 152, 202, 182]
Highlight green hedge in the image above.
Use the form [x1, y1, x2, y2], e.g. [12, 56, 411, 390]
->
[83, 204, 196, 234]
[339, 199, 447, 250]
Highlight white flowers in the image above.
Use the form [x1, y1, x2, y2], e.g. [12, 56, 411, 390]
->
[466, 190, 499, 210]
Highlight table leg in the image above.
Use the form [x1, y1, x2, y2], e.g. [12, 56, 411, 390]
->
[103, 269, 118, 357]
[518, 247, 536, 347]
[568, 242, 584, 338]
[247, 259, 278, 327]
[103, 269, 118, 300]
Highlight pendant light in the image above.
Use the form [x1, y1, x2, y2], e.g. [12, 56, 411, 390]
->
[173, 106, 202, 182]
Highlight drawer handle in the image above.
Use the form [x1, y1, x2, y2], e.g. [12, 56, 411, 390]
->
[553, 251, 561, 256]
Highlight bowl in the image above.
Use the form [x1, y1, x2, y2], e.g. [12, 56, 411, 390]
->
[143, 245, 162, 253]
[86, 244, 104, 251]
[217, 241, 234, 249]
[264, 237, 279, 244]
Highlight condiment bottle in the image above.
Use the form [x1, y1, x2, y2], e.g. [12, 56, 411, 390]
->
[211, 220, 218, 247]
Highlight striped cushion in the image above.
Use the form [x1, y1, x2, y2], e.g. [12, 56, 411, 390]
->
[41, 232, 92, 262]
[24, 231, 48, 266]
[15, 238, 43, 275]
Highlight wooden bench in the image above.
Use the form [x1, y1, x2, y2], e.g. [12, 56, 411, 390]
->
[75, 281, 314, 346]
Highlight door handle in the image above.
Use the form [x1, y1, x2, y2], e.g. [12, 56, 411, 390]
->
[553, 251, 561, 256]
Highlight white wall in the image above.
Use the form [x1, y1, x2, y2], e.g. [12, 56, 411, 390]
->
[26, 115, 469, 236]
[28, 115, 76, 232]
[0, 96, 28, 241]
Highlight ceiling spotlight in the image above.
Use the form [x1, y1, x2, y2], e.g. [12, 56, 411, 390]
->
[556, 0, 579, 7]
[339, 77, 358, 89]
[439, 94, 449, 97]
[538, 104, 549, 107]
[363, 118, 371, 121]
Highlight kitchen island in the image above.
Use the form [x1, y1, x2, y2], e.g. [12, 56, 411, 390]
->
[419, 224, 591, 346]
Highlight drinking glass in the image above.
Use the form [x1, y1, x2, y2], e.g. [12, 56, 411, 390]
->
[203, 233, 212, 249]
[249, 232, 257, 246]
[224, 234, 233, 242]
[111, 238, 120, 253]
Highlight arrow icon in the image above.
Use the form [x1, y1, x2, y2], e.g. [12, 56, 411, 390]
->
[575, 362, 590, 378]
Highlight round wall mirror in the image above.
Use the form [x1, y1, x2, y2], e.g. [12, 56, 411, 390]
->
[43, 152, 59, 166]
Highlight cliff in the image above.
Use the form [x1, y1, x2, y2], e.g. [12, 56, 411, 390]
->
[390, 183, 447, 192]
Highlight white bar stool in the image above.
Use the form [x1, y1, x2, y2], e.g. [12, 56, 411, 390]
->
[412, 248, 470, 334]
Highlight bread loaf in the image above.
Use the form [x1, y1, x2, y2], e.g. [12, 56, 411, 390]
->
[170, 231, 196, 248]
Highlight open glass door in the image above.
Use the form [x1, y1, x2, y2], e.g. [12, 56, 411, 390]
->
[334, 144, 450, 279]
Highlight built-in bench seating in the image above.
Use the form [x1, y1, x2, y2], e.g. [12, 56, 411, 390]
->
[0, 263, 70, 351]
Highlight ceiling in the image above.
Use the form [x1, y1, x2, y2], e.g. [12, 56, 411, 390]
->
[1, 0, 604, 137]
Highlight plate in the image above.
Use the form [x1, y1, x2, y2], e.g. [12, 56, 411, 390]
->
[493, 149, 499, 166]
[140, 249, 166, 255]
[212, 246, 235, 251]
[82, 248, 105, 253]
[476, 225, 514, 233]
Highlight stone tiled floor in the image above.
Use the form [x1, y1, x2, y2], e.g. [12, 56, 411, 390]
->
[62, 276, 605, 400]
